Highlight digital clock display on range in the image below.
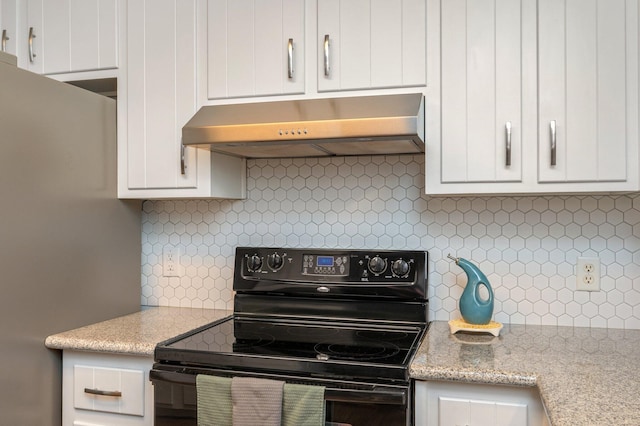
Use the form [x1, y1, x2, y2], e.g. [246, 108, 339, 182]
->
[302, 253, 348, 276]
[316, 256, 334, 267]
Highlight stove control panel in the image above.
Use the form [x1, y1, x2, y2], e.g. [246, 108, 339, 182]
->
[235, 247, 427, 297]
[303, 253, 350, 276]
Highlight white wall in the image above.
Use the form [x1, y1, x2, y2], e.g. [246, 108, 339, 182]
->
[141, 154, 640, 329]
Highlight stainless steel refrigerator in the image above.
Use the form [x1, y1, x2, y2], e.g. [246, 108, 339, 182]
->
[0, 52, 141, 425]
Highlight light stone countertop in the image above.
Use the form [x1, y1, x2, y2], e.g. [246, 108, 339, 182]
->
[410, 321, 640, 426]
[45, 306, 232, 356]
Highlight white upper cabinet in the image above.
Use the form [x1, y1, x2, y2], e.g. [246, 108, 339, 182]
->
[204, 0, 426, 100]
[124, 0, 197, 191]
[426, 0, 639, 195]
[439, 0, 522, 184]
[25, 0, 118, 75]
[538, 0, 633, 184]
[0, 0, 18, 56]
[317, 0, 426, 92]
[207, 0, 305, 99]
[119, 0, 245, 199]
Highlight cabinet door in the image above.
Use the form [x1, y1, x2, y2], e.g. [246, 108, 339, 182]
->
[67, 0, 118, 72]
[120, 0, 246, 199]
[438, 397, 470, 426]
[126, 0, 198, 190]
[440, 0, 522, 183]
[26, 0, 117, 75]
[438, 396, 527, 426]
[538, 0, 633, 183]
[0, 0, 18, 55]
[207, 0, 304, 99]
[495, 402, 528, 426]
[317, 0, 425, 92]
[416, 381, 547, 426]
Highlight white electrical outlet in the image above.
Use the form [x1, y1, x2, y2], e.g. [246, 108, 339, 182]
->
[576, 257, 600, 291]
[163, 246, 181, 277]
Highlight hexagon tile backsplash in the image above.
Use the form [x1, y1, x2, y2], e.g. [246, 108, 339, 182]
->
[142, 154, 640, 329]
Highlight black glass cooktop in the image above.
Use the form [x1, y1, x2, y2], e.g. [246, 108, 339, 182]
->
[157, 316, 425, 381]
[168, 316, 420, 364]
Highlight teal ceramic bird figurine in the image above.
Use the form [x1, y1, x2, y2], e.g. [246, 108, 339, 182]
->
[448, 254, 494, 325]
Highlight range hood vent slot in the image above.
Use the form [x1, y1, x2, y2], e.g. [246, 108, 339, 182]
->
[182, 93, 425, 159]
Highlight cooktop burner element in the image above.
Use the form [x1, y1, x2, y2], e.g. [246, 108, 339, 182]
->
[314, 341, 401, 361]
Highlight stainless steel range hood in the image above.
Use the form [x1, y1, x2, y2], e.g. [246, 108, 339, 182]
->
[182, 93, 424, 158]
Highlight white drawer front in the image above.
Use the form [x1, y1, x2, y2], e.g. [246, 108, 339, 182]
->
[74, 365, 145, 416]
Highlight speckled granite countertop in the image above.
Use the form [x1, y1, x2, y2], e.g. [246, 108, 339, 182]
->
[45, 306, 231, 356]
[410, 321, 640, 426]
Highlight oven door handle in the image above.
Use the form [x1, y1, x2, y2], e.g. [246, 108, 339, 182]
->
[324, 387, 406, 405]
[150, 369, 407, 406]
[150, 369, 193, 385]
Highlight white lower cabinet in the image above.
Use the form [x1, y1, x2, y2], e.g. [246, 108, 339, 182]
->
[414, 381, 550, 426]
[63, 351, 153, 426]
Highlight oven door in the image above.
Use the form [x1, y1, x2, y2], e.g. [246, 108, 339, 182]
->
[150, 366, 412, 426]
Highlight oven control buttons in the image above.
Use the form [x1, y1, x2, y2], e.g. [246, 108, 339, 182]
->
[246, 254, 263, 272]
[368, 256, 387, 274]
[302, 254, 348, 276]
[391, 259, 410, 277]
[267, 252, 284, 271]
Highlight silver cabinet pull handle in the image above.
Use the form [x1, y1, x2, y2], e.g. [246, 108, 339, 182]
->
[28, 27, 36, 63]
[550, 120, 557, 166]
[180, 145, 186, 175]
[287, 38, 294, 79]
[84, 388, 122, 397]
[1, 30, 8, 52]
[323, 34, 330, 76]
[505, 121, 512, 166]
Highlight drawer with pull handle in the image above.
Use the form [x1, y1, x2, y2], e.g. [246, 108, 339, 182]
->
[74, 365, 144, 416]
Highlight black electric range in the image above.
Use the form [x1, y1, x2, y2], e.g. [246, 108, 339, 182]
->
[151, 247, 429, 426]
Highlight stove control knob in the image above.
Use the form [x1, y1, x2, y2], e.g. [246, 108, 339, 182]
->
[267, 253, 284, 271]
[391, 259, 410, 277]
[368, 256, 387, 274]
[246, 254, 262, 271]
